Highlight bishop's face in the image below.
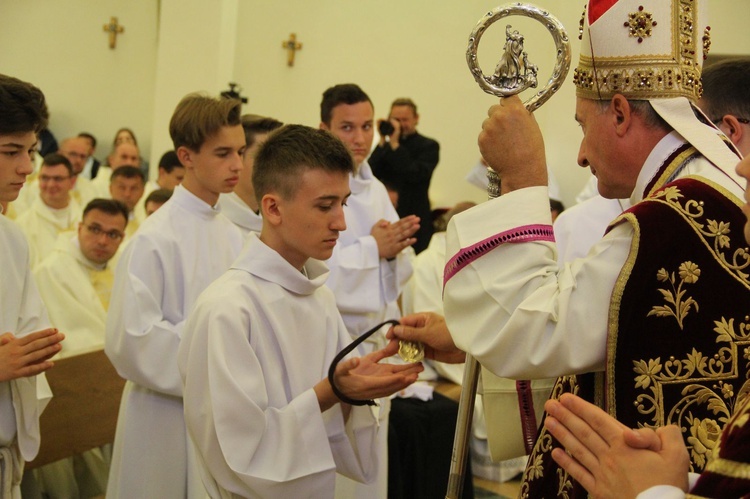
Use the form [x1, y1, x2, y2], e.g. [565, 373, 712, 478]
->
[575, 97, 635, 199]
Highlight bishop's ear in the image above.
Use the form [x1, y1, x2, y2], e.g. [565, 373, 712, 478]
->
[610, 94, 632, 136]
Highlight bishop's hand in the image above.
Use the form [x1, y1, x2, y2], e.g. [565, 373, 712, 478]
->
[478, 95, 547, 195]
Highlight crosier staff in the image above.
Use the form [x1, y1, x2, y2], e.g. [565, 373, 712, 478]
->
[446, 5, 570, 498]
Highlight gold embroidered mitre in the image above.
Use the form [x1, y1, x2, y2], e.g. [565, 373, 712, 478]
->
[574, 0, 710, 102]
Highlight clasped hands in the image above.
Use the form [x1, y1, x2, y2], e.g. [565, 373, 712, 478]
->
[0, 328, 65, 382]
[371, 215, 420, 260]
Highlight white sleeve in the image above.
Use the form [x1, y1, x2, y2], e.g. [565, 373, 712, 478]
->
[105, 237, 184, 396]
[636, 485, 686, 499]
[443, 186, 632, 379]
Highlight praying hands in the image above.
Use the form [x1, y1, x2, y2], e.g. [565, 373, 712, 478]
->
[0, 328, 64, 382]
[544, 393, 690, 499]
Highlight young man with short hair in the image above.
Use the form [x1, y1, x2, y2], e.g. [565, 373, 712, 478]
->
[319, 83, 419, 498]
[105, 93, 245, 499]
[135, 150, 184, 222]
[109, 165, 145, 239]
[91, 142, 141, 198]
[143, 188, 172, 216]
[16, 153, 81, 268]
[179, 124, 422, 498]
[0, 73, 64, 497]
[219, 114, 283, 235]
[36, 198, 128, 357]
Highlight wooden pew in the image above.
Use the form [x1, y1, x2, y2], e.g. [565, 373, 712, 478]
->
[26, 349, 125, 469]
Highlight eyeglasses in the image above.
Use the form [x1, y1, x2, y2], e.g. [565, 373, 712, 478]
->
[84, 224, 124, 241]
[39, 175, 72, 183]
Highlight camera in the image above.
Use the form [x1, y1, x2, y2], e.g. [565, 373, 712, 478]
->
[379, 120, 395, 137]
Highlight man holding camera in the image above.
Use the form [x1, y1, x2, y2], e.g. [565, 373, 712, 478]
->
[370, 98, 439, 254]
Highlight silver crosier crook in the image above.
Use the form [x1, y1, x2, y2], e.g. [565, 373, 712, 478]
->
[446, 5, 570, 498]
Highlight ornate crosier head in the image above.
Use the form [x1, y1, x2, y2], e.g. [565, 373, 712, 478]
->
[574, 0, 710, 102]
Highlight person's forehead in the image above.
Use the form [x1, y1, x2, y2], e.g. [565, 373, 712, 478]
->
[112, 177, 143, 187]
[41, 162, 68, 171]
[84, 209, 127, 229]
[390, 105, 415, 117]
[117, 143, 139, 155]
[202, 124, 246, 150]
[0, 131, 37, 148]
[331, 101, 374, 122]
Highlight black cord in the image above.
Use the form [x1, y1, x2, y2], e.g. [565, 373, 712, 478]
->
[327, 319, 400, 406]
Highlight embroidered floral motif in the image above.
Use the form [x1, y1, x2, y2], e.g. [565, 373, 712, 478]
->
[649, 186, 750, 285]
[624, 6, 657, 43]
[632, 316, 750, 471]
[648, 261, 700, 329]
[634, 358, 662, 389]
[686, 414, 721, 468]
[520, 376, 578, 498]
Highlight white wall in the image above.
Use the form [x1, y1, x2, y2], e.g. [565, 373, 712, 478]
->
[0, 0, 158, 163]
[2, 1, 748, 204]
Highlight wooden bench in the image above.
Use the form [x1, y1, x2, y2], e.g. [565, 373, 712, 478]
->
[26, 349, 125, 469]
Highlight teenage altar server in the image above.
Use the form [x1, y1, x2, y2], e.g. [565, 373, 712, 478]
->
[105, 93, 245, 499]
[0, 73, 64, 497]
[179, 124, 422, 498]
[319, 83, 419, 499]
[319, 84, 417, 345]
[219, 114, 282, 236]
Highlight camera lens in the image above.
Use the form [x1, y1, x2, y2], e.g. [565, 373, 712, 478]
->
[379, 120, 395, 136]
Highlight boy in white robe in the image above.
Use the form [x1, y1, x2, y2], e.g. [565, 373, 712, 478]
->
[219, 114, 282, 236]
[179, 124, 423, 499]
[105, 93, 246, 499]
[319, 83, 420, 498]
[0, 73, 64, 498]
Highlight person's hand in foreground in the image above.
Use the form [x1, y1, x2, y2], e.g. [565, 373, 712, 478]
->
[0, 328, 65, 382]
[544, 393, 690, 499]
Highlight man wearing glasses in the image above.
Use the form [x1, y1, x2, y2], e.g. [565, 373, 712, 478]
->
[31, 198, 128, 497]
[33, 198, 126, 360]
[16, 152, 81, 268]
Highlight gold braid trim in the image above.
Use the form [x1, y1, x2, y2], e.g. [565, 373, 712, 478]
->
[605, 211, 640, 417]
[645, 147, 699, 199]
[701, 455, 750, 480]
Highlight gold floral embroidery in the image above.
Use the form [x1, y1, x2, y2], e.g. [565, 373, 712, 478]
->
[649, 186, 750, 285]
[631, 316, 750, 471]
[686, 414, 721, 468]
[520, 376, 578, 498]
[648, 261, 700, 329]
